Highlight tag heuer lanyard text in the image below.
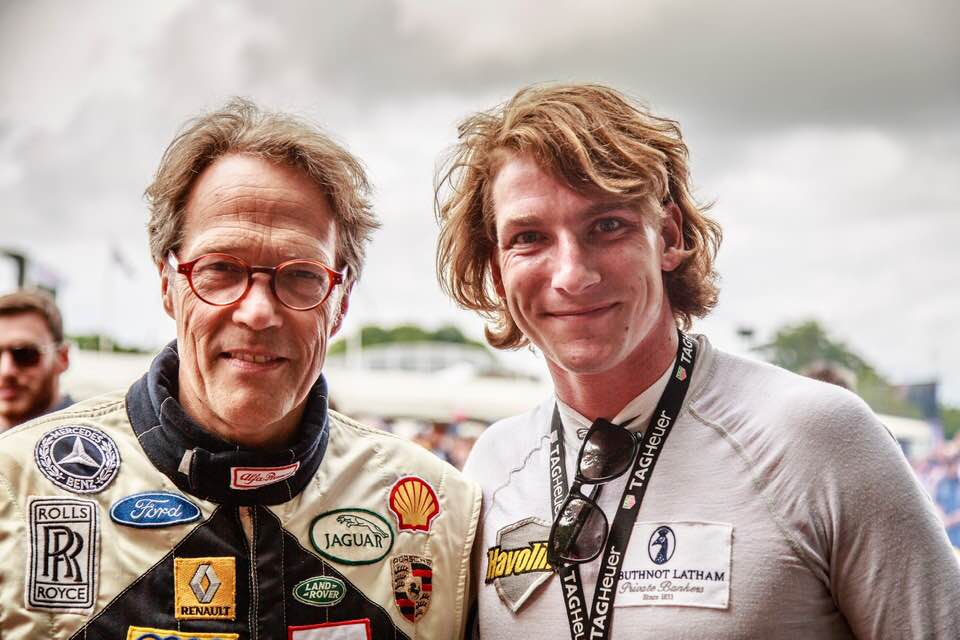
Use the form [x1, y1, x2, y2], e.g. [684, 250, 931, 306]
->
[549, 330, 698, 640]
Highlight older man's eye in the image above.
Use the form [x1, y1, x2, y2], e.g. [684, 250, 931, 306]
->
[511, 231, 542, 246]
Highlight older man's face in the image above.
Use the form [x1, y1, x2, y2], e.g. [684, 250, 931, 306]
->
[0, 312, 68, 429]
[162, 153, 348, 448]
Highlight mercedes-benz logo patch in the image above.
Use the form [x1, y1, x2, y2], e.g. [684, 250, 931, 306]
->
[34, 425, 121, 494]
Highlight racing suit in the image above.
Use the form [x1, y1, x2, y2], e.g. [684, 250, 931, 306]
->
[0, 344, 481, 640]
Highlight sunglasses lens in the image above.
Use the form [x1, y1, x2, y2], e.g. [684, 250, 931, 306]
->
[579, 419, 636, 481]
[550, 496, 608, 563]
[11, 347, 42, 367]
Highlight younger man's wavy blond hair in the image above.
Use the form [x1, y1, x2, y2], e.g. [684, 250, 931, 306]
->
[435, 83, 722, 349]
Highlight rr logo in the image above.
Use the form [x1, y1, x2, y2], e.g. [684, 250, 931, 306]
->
[43, 525, 85, 582]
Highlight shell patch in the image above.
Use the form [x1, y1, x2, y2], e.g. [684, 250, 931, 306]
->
[388, 476, 440, 533]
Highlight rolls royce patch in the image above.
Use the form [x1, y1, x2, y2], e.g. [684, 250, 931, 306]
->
[34, 424, 121, 494]
[26, 496, 100, 613]
[392, 554, 432, 623]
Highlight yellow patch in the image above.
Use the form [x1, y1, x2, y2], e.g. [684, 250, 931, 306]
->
[173, 557, 237, 620]
[127, 627, 239, 640]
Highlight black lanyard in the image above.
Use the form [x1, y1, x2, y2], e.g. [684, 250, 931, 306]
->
[549, 331, 698, 640]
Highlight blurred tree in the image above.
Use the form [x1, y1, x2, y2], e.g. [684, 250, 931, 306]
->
[328, 324, 483, 355]
[753, 320, 922, 418]
[68, 334, 148, 354]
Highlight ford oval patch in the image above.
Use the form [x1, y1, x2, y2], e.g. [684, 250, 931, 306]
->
[110, 491, 201, 528]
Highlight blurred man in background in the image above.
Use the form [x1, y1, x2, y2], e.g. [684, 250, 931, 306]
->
[0, 99, 479, 639]
[0, 289, 71, 431]
[436, 83, 959, 639]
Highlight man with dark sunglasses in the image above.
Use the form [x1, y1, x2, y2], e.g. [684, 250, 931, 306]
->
[0, 289, 72, 431]
[436, 83, 959, 638]
[0, 99, 480, 639]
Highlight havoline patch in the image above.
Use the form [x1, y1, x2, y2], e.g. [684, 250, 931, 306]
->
[34, 424, 121, 494]
[26, 496, 100, 613]
[485, 517, 553, 612]
[309, 508, 394, 565]
[126, 627, 239, 640]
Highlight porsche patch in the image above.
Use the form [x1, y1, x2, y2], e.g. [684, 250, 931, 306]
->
[391, 554, 432, 623]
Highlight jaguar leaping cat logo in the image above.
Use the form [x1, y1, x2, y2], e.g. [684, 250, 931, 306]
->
[337, 514, 388, 538]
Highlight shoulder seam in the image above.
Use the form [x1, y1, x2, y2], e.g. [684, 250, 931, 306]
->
[687, 404, 827, 582]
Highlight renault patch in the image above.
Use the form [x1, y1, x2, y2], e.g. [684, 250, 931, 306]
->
[26, 496, 100, 613]
[485, 517, 553, 612]
[126, 627, 239, 640]
[35, 424, 121, 494]
[392, 554, 432, 623]
[174, 556, 236, 620]
[616, 521, 732, 609]
[309, 508, 394, 565]
[110, 492, 201, 528]
[288, 620, 372, 639]
[388, 476, 440, 533]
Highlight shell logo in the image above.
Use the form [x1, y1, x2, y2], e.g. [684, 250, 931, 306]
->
[388, 476, 440, 533]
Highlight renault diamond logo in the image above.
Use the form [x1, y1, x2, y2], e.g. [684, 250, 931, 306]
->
[190, 563, 222, 603]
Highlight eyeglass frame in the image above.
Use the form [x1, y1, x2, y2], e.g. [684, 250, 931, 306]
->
[547, 419, 640, 567]
[0, 342, 62, 368]
[166, 251, 348, 311]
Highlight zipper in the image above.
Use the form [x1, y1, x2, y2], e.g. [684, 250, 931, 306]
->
[239, 506, 258, 640]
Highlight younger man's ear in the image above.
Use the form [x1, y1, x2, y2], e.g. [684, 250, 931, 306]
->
[660, 202, 686, 272]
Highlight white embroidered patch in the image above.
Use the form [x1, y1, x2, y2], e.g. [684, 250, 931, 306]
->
[25, 496, 100, 613]
[229, 462, 300, 490]
[615, 521, 732, 609]
[288, 619, 372, 639]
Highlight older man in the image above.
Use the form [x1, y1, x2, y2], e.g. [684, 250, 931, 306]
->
[436, 84, 959, 638]
[0, 99, 480, 639]
[0, 289, 72, 431]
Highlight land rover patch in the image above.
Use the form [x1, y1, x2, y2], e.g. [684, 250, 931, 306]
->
[26, 496, 100, 613]
[174, 556, 236, 620]
[293, 575, 347, 607]
[288, 620, 372, 639]
[34, 424, 121, 493]
[126, 627, 239, 640]
[309, 508, 394, 565]
[485, 517, 553, 612]
[392, 554, 432, 623]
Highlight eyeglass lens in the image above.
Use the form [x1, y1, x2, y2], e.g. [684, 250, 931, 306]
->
[190, 254, 332, 309]
[552, 496, 608, 563]
[579, 420, 637, 481]
[2, 346, 43, 368]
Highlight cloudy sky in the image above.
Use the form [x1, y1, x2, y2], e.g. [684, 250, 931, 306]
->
[2, 0, 958, 402]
